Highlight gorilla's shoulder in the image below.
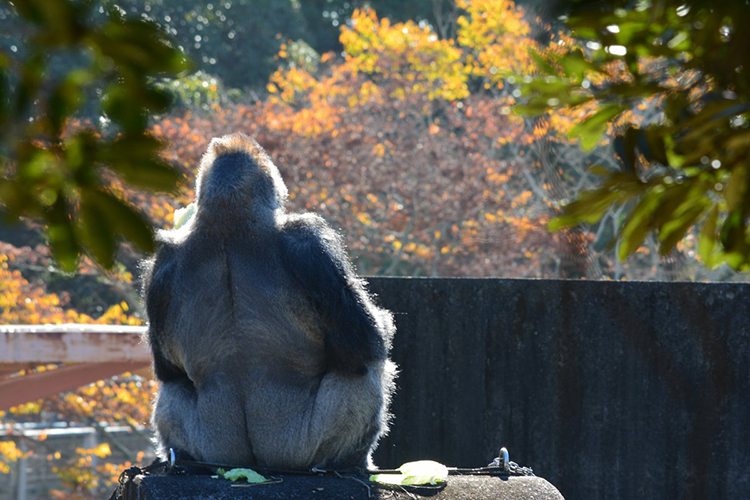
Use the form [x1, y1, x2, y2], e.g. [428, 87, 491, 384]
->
[280, 212, 331, 235]
[140, 232, 179, 291]
[279, 213, 345, 257]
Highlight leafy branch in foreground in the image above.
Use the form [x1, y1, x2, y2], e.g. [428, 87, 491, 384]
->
[0, 0, 190, 271]
[516, 0, 750, 270]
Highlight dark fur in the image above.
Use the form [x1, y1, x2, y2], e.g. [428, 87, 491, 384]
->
[141, 133, 396, 469]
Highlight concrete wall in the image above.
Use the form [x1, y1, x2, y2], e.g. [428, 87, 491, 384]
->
[366, 278, 750, 500]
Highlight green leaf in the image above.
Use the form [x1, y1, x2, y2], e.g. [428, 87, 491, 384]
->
[725, 166, 747, 212]
[613, 127, 638, 172]
[614, 20, 650, 46]
[16, 53, 45, 115]
[63, 136, 101, 191]
[569, 104, 626, 151]
[658, 201, 709, 255]
[46, 69, 92, 134]
[92, 19, 190, 76]
[79, 191, 116, 268]
[86, 190, 155, 254]
[663, 94, 689, 125]
[529, 50, 558, 76]
[719, 209, 745, 255]
[45, 198, 79, 272]
[221, 468, 269, 483]
[140, 86, 173, 112]
[617, 188, 664, 259]
[104, 135, 180, 192]
[102, 84, 148, 133]
[549, 190, 618, 231]
[513, 102, 553, 116]
[699, 206, 719, 268]
[639, 127, 669, 166]
[0, 179, 30, 217]
[663, 134, 685, 168]
[588, 165, 613, 177]
[559, 50, 602, 80]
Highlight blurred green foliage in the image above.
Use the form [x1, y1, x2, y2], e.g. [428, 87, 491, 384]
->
[517, 0, 750, 270]
[0, 0, 189, 271]
[166, 70, 224, 110]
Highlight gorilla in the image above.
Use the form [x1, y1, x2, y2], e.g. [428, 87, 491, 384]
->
[141, 133, 397, 470]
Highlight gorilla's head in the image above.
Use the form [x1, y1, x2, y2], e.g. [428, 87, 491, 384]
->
[195, 133, 288, 221]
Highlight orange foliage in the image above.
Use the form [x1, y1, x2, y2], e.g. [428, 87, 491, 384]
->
[0, 254, 141, 326]
[152, 98, 555, 277]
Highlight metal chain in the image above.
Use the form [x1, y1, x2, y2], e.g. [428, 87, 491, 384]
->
[506, 461, 535, 477]
[487, 447, 535, 477]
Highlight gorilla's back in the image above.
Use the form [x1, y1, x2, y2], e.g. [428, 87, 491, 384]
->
[167, 226, 324, 389]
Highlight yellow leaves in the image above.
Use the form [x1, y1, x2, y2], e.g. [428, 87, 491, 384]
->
[341, 8, 469, 102]
[268, 66, 318, 105]
[511, 190, 533, 208]
[0, 441, 30, 473]
[0, 253, 141, 326]
[9, 401, 41, 415]
[77, 443, 111, 459]
[533, 121, 549, 138]
[487, 168, 510, 185]
[456, 0, 535, 84]
[351, 80, 382, 107]
[278, 43, 288, 59]
[261, 1, 545, 139]
[357, 212, 373, 226]
[371, 143, 386, 158]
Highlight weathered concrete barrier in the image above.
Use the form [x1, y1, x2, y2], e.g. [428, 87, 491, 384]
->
[122, 473, 564, 499]
[367, 278, 750, 500]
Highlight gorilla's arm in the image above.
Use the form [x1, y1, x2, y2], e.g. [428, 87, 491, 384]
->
[142, 244, 189, 383]
[280, 215, 391, 375]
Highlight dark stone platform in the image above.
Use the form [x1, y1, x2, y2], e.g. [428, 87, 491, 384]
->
[121, 473, 564, 500]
